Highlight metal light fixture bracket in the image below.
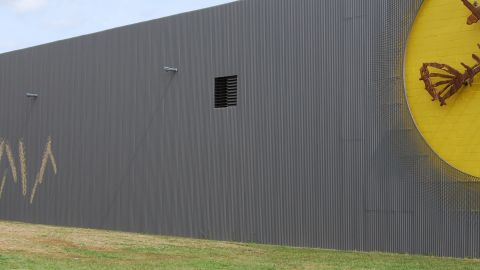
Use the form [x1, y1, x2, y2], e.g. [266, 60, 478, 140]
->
[26, 93, 39, 99]
[163, 66, 178, 73]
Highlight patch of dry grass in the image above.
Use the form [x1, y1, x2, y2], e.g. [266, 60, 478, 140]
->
[0, 220, 479, 270]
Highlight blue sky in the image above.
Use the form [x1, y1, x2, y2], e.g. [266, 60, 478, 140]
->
[0, 0, 236, 53]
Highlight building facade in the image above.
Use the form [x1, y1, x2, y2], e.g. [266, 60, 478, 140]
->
[1, 0, 479, 258]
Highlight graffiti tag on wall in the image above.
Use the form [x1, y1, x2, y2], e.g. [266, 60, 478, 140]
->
[0, 137, 57, 204]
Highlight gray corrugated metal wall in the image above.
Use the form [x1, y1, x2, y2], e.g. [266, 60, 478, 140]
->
[0, 0, 479, 258]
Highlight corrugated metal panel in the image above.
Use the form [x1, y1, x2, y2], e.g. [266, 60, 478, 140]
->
[0, 0, 479, 258]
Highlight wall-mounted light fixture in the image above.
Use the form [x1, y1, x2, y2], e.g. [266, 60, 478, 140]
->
[26, 93, 39, 99]
[163, 66, 178, 73]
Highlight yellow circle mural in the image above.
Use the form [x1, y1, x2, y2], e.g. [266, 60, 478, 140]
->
[405, 0, 480, 177]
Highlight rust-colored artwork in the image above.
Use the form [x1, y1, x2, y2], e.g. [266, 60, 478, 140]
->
[0, 137, 57, 204]
[462, 0, 480, 25]
[419, 46, 480, 106]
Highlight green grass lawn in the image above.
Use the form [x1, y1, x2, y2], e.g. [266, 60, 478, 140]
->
[0, 221, 479, 269]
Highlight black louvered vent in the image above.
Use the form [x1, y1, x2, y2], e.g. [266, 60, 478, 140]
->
[215, 75, 237, 108]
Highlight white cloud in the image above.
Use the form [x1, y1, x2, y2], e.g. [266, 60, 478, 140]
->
[0, 0, 47, 13]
